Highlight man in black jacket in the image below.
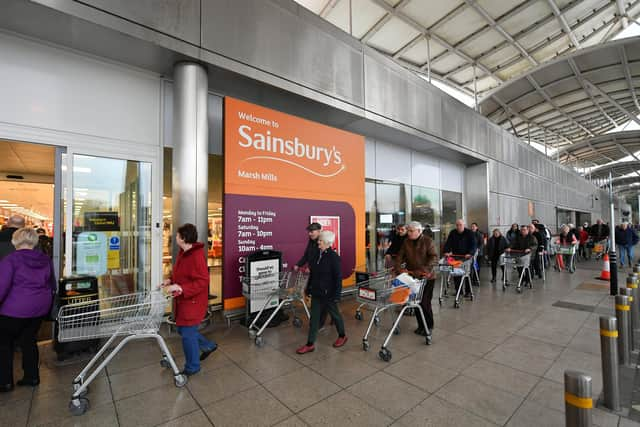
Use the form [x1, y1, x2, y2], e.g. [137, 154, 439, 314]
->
[589, 219, 610, 242]
[297, 230, 346, 354]
[0, 215, 25, 261]
[384, 224, 406, 267]
[294, 222, 321, 271]
[528, 224, 545, 278]
[443, 219, 477, 297]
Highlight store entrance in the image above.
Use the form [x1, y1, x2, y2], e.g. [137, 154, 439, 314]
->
[0, 140, 58, 341]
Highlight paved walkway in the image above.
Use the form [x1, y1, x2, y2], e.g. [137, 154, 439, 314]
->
[3, 259, 640, 426]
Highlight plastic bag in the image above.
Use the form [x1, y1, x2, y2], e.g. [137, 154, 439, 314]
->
[392, 273, 420, 296]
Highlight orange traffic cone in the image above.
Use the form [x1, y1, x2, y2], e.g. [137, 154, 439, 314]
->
[597, 253, 610, 280]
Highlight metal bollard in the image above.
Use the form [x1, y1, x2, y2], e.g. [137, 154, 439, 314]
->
[616, 294, 631, 365]
[627, 277, 640, 331]
[634, 265, 640, 275]
[564, 370, 593, 427]
[599, 316, 620, 411]
[620, 288, 636, 350]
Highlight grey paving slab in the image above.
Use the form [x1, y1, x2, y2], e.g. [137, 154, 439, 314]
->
[392, 395, 499, 427]
[109, 362, 176, 400]
[115, 385, 199, 427]
[299, 390, 392, 427]
[437, 375, 523, 425]
[384, 354, 458, 393]
[202, 385, 292, 427]
[0, 397, 30, 427]
[31, 402, 119, 427]
[272, 415, 309, 427]
[262, 367, 341, 413]
[484, 346, 556, 376]
[544, 348, 603, 397]
[235, 347, 304, 384]
[187, 363, 258, 406]
[436, 332, 498, 357]
[347, 371, 429, 419]
[307, 350, 378, 388]
[155, 410, 214, 427]
[505, 400, 565, 427]
[462, 359, 539, 397]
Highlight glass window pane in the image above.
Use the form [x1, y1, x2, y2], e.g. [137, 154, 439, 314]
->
[375, 182, 409, 271]
[411, 186, 440, 227]
[162, 148, 223, 305]
[441, 190, 463, 252]
[71, 154, 152, 298]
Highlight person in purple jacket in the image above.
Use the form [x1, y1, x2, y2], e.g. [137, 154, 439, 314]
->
[0, 227, 56, 392]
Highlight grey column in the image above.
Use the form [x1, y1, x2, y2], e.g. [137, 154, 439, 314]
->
[172, 62, 209, 259]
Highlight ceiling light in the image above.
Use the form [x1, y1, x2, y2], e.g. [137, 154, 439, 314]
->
[0, 200, 7, 203]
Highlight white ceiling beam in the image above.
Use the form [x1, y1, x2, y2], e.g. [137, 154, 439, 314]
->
[369, 0, 504, 84]
[464, 0, 538, 67]
[546, 0, 581, 48]
[619, 46, 640, 112]
[525, 75, 594, 137]
[319, 0, 340, 18]
[567, 57, 618, 128]
[617, 0, 629, 28]
[584, 78, 640, 127]
[361, 0, 411, 43]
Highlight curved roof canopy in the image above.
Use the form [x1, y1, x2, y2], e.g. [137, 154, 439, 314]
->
[296, 0, 640, 99]
[479, 35, 640, 151]
[588, 160, 640, 180]
[555, 130, 640, 166]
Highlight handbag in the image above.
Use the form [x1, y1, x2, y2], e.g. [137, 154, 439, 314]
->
[48, 291, 60, 321]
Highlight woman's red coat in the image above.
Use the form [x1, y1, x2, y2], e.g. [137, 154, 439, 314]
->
[171, 242, 209, 326]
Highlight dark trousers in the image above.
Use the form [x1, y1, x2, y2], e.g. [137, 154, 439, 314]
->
[0, 315, 43, 385]
[490, 257, 504, 280]
[454, 276, 471, 295]
[416, 279, 435, 330]
[307, 297, 345, 345]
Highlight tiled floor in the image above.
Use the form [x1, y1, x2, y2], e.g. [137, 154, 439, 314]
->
[3, 260, 640, 426]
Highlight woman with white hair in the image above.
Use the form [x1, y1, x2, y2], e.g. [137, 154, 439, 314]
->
[0, 227, 56, 392]
[296, 230, 347, 354]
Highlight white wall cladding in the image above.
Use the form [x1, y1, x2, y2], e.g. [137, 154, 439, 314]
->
[367, 139, 464, 193]
[0, 32, 160, 145]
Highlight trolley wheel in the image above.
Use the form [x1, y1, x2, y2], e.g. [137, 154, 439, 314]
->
[379, 348, 392, 362]
[425, 335, 432, 345]
[569, 266, 575, 273]
[255, 336, 265, 347]
[516, 287, 522, 294]
[292, 317, 303, 328]
[68, 397, 90, 416]
[373, 316, 380, 326]
[355, 311, 363, 321]
[438, 297, 443, 306]
[248, 329, 257, 338]
[174, 374, 188, 388]
[160, 358, 170, 368]
[469, 295, 474, 301]
[394, 327, 400, 335]
[363, 341, 370, 351]
[454, 301, 460, 309]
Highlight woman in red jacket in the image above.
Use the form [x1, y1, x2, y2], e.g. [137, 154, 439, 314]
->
[162, 223, 216, 376]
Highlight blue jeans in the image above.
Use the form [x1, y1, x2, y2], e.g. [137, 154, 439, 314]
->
[618, 245, 634, 267]
[177, 326, 216, 374]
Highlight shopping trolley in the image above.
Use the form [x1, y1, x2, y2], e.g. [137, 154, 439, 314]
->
[437, 255, 474, 308]
[592, 239, 609, 260]
[536, 245, 546, 282]
[500, 250, 533, 293]
[357, 277, 430, 362]
[245, 271, 310, 347]
[552, 242, 578, 273]
[354, 266, 394, 322]
[57, 290, 184, 416]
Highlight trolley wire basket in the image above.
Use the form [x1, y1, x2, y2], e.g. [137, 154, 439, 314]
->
[244, 270, 310, 346]
[358, 276, 431, 361]
[500, 251, 533, 293]
[354, 267, 394, 322]
[437, 255, 474, 309]
[57, 290, 187, 416]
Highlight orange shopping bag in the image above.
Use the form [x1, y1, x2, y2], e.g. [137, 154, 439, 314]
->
[389, 286, 411, 304]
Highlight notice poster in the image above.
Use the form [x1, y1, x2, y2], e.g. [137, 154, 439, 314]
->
[246, 258, 280, 313]
[76, 232, 108, 275]
[310, 216, 340, 254]
[224, 97, 365, 311]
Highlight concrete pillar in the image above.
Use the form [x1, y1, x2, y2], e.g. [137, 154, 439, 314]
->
[172, 62, 209, 259]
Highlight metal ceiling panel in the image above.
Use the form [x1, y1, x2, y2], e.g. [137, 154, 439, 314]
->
[499, 1, 551, 35]
[367, 16, 422, 54]
[431, 53, 471, 76]
[496, 58, 532, 81]
[532, 36, 572, 64]
[563, 0, 609, 24]
[517, 20, 561, 50]
[399, 37, 430, 64]
[401, 0, 464, 29]
[478, 45, 520, 70]
[434, 7, 487, 46]
[477, 0, 525, 19]
[461, 29, 509, 58]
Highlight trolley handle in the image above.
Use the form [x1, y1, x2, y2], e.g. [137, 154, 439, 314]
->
[505, 249, 530, 253]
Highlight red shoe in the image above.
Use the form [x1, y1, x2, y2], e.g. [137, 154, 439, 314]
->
[333, 336, 348, 348]
[296, 344, 315, 354]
